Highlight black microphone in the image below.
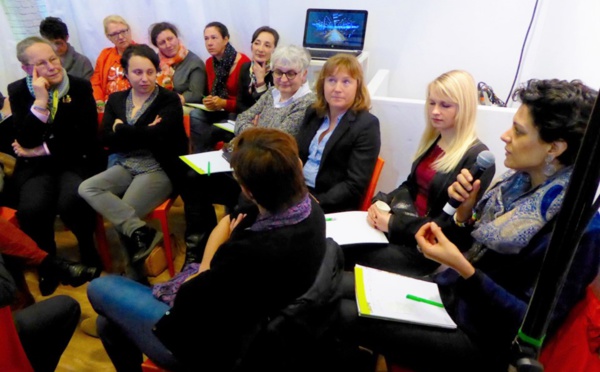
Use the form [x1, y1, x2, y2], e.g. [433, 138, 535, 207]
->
[442, 150, 495, 216]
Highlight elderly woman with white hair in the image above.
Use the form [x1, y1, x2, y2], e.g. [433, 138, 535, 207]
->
[234, 44, 315, 136]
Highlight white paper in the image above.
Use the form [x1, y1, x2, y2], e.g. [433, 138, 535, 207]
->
[325, 211, 388, 245]
[213, 122, 235, 133]
[355, 265, 457, 329]
[180, 151, 232, 175]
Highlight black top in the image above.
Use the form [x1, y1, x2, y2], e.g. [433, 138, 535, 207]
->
[236, 61, 274, 114]
[154, 198, 327, 370]
[296, 107, 381, 213]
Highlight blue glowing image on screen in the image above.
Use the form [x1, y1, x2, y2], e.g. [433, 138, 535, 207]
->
[305, 10, 366, 48]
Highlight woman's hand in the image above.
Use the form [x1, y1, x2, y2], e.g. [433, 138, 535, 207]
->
[148, 115, 162, 127]
[415, 222, 475, 278]
[12, 140, 46, 158]
[251, 114, 260, 126]
[229, 213, 246, 234]
[366, 203, 391, 232]
[203, 95, 222, 111]
[448, 168, 482, 223]
[112, 119, 123, 132]
[253, 62, 266, 86]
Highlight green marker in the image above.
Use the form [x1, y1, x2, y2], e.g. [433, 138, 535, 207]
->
[325, 217, 336, 221]
[207, 161, 211, 176]
[406, 294, 444, 308]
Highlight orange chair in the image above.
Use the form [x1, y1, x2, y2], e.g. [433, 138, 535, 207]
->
[0, 306, 34, 372]
[359, 157, 385, 211]
[141, 358, 171, 372]
[0, 206, 18, 226]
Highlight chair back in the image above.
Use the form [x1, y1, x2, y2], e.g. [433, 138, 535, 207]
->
[359, 157, 385, 211]
[0, 306, 34, 372]
[237, 238, 345, 371]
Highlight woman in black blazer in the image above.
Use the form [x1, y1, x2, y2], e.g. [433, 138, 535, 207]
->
[296, 54, 381, 213]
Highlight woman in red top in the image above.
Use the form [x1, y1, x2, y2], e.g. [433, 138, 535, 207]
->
[189, 21, 250, 153]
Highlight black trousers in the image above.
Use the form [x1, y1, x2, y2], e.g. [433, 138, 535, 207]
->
[13, 166, 100, 266]
[14, 295, 81, 372]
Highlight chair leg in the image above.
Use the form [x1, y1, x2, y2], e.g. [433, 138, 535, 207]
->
[95, 215, 112, 272]
[156, 211, 175, 277]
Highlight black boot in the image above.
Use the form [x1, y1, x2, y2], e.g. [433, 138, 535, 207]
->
[182, 233, 209, 270]
[38, 256, 101, 296]
[127, 226, 163, 264]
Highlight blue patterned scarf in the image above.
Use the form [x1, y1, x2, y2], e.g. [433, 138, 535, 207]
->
[470, 167, 572, 255]
[250, 194, 312, 232]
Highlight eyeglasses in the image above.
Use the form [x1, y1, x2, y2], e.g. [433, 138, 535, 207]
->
[273, 69, 298, 80]
[107, 28, 129, 39]
[28, 56, 61, 70]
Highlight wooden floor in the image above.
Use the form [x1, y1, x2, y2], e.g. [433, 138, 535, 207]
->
[23, 199, 387, 371]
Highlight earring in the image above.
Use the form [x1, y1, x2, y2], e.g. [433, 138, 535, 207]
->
[543, 154, 557, 177]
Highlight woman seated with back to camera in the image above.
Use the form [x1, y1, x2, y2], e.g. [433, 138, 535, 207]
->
[337, 79, 600, 371]
[149, 22, 207, 108]
[345, 70, 495, 276]
[296, 53, 381, 213]
[87, 127, 329, 371]
[234, 44, 315, 137]
[236, 26, 279, 113]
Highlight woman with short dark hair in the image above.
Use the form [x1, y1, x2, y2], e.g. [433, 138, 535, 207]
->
[79, 44, 188, 283]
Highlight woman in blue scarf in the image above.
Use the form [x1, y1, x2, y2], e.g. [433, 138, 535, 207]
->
[337, 79, 599, 371]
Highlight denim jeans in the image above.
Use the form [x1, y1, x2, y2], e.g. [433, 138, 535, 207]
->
[87, 275, 181, 371]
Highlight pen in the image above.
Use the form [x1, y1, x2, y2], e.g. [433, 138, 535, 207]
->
[325, 217, 336, 221]
[406, 294, 444, 308]
[207, 161, 211, 176]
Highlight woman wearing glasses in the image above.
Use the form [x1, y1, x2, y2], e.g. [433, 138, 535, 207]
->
[234, 44, 315, 136]
[295, 53, 381, 213]
[178, 45, 316, 269]
[91, 15, 135, 113]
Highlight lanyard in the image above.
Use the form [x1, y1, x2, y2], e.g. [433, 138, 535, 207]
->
[49, 90, 58, 122]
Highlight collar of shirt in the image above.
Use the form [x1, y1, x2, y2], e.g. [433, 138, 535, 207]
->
[272, 81, 311, 108]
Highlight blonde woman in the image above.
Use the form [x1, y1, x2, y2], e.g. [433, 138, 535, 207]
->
[349, 70, 495, 276]
[90, 15, 135, 112]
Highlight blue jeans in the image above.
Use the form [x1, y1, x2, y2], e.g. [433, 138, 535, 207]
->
[87, 275, 181, 371]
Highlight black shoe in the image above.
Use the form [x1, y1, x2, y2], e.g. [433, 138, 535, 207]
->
[128, 226, 163, 263]
[182, 233, 208, 269]
[39, 256, 101, 295]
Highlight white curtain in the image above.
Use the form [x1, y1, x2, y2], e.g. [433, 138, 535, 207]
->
[43, 0, 270, 67]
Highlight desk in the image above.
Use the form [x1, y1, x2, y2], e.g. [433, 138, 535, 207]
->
[307, 51, 370, 88]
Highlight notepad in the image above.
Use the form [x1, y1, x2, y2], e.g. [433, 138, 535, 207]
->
[180, 151, 232, 175]
[355, 265, 457, 329]
[184, 103, 212, 111]
[213, 121, 235, 133]
[325, 211, 388, 245]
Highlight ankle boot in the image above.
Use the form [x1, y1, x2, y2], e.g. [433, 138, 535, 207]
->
[182, 233, 208, 270]
[127, 226, 163, 264]
[38, 256, 101, 295]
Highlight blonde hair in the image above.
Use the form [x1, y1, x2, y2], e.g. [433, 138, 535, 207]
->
[313, 53, 371, 117]
[414, 70, 479, 173]
[103, 15, 129, 35]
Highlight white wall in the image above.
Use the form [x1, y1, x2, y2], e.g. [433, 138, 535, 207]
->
[2, 0, 597, 101]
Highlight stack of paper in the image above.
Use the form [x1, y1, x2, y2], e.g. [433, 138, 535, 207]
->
[354, 265, 457, 329]
[325, 211, 388, 245]
[180, 151, 232, 175]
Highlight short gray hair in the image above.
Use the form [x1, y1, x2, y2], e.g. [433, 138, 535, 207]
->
[16, 36, 53, 65]
[271, 45, 310, 72]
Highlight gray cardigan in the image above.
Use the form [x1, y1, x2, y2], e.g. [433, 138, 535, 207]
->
[234, 87, 315, 136]
[173, 50, 207, 104]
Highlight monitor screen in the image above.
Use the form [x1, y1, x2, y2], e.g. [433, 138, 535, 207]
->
[303, 9, 368, 50]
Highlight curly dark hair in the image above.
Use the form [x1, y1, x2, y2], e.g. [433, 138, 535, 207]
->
[40, 17, 69, 40]
[513, 79, 598, 166]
